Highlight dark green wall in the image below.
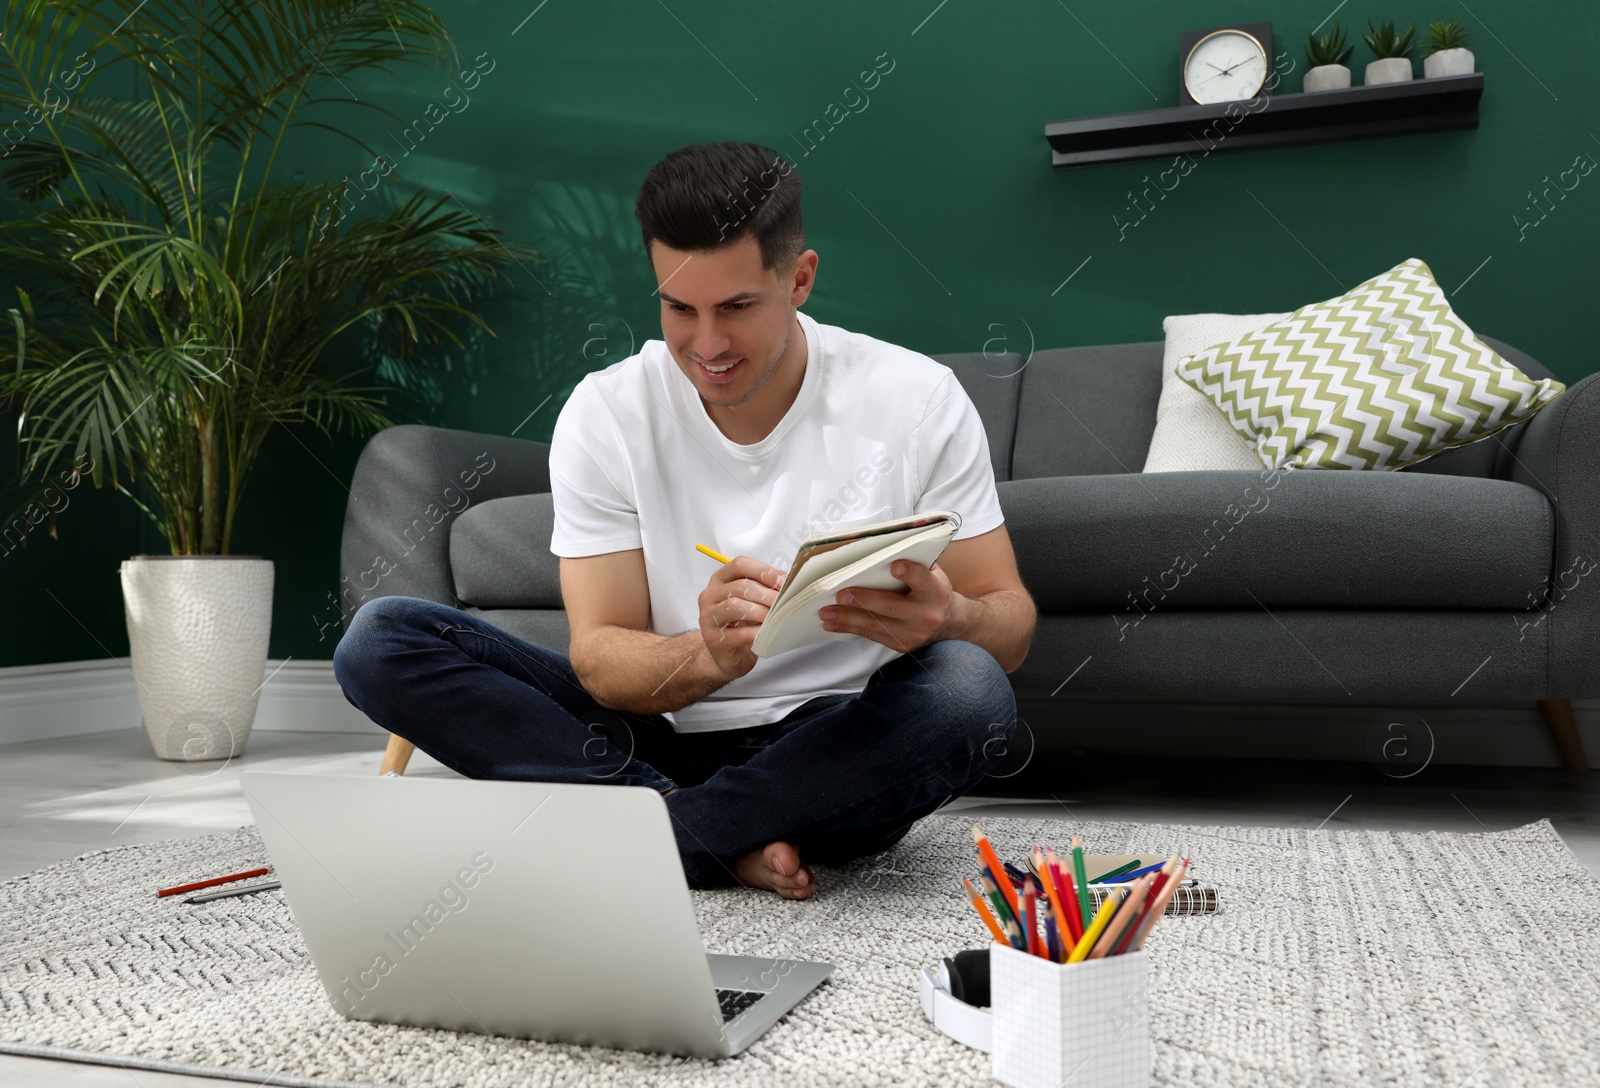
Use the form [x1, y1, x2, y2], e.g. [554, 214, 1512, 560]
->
[6, 0, 1597, 667]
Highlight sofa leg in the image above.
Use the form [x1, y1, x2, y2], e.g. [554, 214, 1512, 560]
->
[1538, 699, 1589, 772]
[380, 733, 417, 777]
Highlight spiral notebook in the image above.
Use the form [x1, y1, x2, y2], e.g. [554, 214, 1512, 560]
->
[1027, 853, 1222, 917]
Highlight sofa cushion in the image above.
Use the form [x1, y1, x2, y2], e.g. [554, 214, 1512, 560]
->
[1006, 610, 1547, 702]
[1399, 336, 1554, 479]
[1143, 312, 1290, 473]
[1012, 341, 1165, 479]
[935, 350, 1025, 482]
[998, 470, 1551, 611]
[450, 494, 563, 608]
[1174, 258, 1566, 471]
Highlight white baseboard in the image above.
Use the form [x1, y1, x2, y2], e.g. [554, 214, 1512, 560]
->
[0, 659, 148, 747]
[0, 658, 382, 747]
[2, 658, 1597, 769]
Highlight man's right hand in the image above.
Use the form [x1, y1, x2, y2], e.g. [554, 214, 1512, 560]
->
[698, 556, 787, 681]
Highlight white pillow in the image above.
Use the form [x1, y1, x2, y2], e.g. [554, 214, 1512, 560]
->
[1141, 312, 1291, 472]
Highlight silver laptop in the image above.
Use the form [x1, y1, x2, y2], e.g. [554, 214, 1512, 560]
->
[239, 772, 834, 1058]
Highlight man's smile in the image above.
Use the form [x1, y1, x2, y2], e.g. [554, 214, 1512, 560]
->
[695, 357, 744, 382]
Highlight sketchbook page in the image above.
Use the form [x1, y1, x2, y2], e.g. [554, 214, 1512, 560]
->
[778, 523, 931, 606]
[769, 525, 953, 633]
[754, 525, 955, 658]
[796, 510, 960, 552]
[777, 511, 959, 608]
[751, 523, 957, 658]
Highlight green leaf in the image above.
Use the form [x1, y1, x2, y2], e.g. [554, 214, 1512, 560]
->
[0, 0, 522, 554]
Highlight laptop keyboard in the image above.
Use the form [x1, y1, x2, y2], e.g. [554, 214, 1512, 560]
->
[715, 988, 765, 1022]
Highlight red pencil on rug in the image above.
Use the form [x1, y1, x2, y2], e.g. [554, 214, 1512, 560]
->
[156, 867, 271, 898]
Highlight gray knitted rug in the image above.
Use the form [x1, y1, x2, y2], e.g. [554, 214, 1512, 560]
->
[3, 815, 1600, 1088]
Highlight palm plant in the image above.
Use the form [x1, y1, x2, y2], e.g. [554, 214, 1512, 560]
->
[0, 0, 531, 554]
[1362, 19, 1417, 59]
[1305, 23, 1354, 67]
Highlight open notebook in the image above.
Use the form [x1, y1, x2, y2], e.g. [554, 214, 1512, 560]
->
[750, 510, 962, 658]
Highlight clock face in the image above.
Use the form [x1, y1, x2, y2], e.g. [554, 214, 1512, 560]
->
[1184, 30, 1268, 104]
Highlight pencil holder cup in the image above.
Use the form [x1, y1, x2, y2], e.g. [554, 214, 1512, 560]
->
[989, 943, 1149, 1088]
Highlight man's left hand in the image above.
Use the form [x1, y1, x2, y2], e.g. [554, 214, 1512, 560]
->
[818, 559, 957, 653]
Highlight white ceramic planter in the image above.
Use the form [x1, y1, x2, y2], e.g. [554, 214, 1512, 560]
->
[1424, 48, 1475, 78]
[121, 556, 275, 761]
[1303, 64, 1352, 92]
[1365, 57, 1414, 85]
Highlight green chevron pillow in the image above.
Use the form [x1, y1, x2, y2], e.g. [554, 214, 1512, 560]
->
[1174, 258, 1565, 471]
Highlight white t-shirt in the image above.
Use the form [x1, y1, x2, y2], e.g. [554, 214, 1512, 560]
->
[548, 309, 1005, 732]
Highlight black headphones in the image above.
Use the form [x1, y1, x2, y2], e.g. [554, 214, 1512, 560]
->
[942, 948, 992, 1008]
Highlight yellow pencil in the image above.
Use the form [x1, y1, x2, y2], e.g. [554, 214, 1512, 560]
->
[1067, 884, 1125, 963]
[695, 543, 732, 564]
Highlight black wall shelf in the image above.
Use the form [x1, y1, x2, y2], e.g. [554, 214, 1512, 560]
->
[1045, 73, 1483, 169]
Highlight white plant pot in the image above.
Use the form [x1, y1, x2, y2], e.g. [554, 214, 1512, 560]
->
[121, 556, 275, 761]
[1303, 64, 1352, 92]
[1364, 57, 1414, 85]
[1424, 48, 1475, 78]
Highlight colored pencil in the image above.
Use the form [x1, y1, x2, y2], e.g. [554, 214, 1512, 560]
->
[1090, 859, 1142, 883]
[1047, 849, 1084, 944]
[694, 543, 732, 564]
[1043, 911, 1060, 962]
[984, 872, 1027, 952]
[1001, 910, 1026, 951]
[1032, 878, 1050, 957]
[1092, 860, 1165, 884]
[1111, 856, 1179, 956]
[980, 871, 1015, 929]
[1067, 885, 1124, 963]
[977, 849, 1015, 914]
[1130, 857, 1191, 951]
[156, 867, 271, 898]
[1088, 873, 1154, 959]
[1106, 858, 1170, 957]
[973, 826, 1021, 919]
[1022, 880, 1040, 956]
[183, 880, 282, 905]
[1033, 848, 1071, 954]
[1070, 836, 1092, 929]
[962, 879, 1008, 944]
[1087, 883, 1133, 958]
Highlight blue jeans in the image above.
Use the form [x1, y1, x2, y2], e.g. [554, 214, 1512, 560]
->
[332, 596, 1019, 888]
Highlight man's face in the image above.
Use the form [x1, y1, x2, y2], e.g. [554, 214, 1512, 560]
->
[649, 235, 815, 409]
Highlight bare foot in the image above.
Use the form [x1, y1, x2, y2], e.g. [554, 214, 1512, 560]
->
[733, 842, 815, 899]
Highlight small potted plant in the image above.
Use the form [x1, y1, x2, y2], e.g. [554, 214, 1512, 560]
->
[1422, 18, 1475, 77]
[1362, 19, 1416, 85]
[1304, 23, 1355, 92]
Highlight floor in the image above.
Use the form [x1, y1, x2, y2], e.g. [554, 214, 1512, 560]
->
[4, 727, 1600, 1086]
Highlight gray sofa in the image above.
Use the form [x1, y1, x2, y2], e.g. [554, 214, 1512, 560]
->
[340, 335, 1598, 771]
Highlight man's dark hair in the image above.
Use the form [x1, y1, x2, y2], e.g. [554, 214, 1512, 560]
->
[635, 141, 805, 274]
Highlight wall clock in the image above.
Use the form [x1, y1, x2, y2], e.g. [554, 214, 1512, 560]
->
[1178, 22, 1273, 105]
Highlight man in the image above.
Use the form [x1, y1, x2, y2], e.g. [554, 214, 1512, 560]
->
[334, 141, 1036, 899]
